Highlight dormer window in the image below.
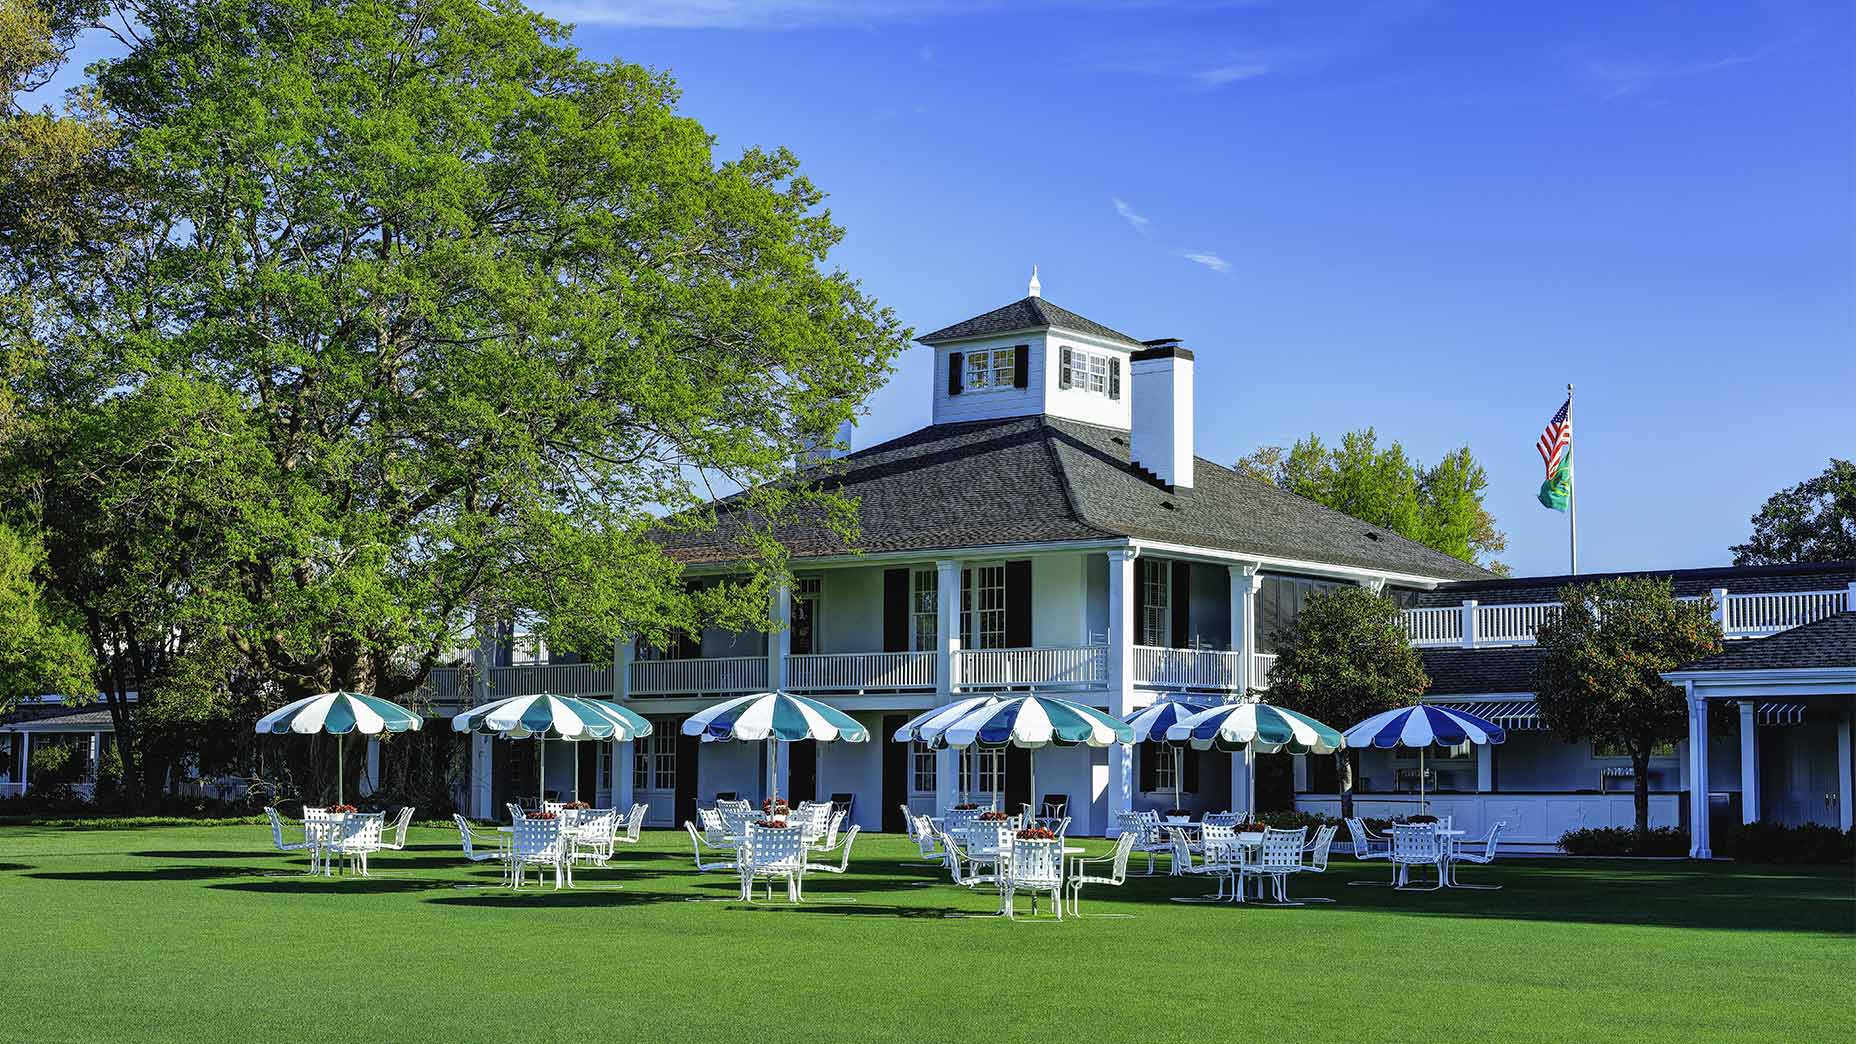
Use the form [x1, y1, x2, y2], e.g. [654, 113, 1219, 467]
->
[1058, 346, 1120, 399]
[965, 347, 1016, 392]
[948, 344, 1028, 396]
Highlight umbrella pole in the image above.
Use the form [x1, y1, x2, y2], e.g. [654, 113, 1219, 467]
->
[1245, 748, 1256, 819]
[573, 742, 580, 803]
[1419, 746, 1426, 817]
[539, 735, 546, 805]
[1174, 746, 1182, 813]
[1028, 748, 1035, 821]
[337, 736, 344, 806]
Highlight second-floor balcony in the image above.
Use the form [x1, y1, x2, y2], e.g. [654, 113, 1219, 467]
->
[1402, 585, 1854, 648]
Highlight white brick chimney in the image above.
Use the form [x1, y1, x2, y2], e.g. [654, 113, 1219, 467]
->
[1129, 341, 1194, 489]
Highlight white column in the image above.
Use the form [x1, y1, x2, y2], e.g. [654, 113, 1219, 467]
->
[1711, 586, 1730, 634]
[1476, 745, 1493, 792]
[769, 580, 792, 692]
[1738, 700, 1759, 825]
[614, 634, 631, 701]
[1228, 563, 1261, 812]
[1105, 549, 1138, 834]
[1460, 599, 1478, 649]
[363, 738, 381, 797]
[1686, 683, 1711, 858]
[933, 558, 962, 814]
[19, 733, 28, 793]
[1837, 711, 1853, 833]
[470, 733, 493, 819]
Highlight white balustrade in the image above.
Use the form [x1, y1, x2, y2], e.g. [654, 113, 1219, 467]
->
[629, 656, 768, 696]
[784, 651, 937, 692]
[1252, 653, 1278, 689]
[414, 667, 471, 705]
[489, 662, 613, 697]
[956, 645, 1106, 689]
[1723, 589, 1850, 637]
[1402, 607, 1463, 646]
[1473, 602, 1560, 645]
[1132, 646, 1244, 690]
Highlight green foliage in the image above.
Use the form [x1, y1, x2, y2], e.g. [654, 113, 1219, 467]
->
[1236, 428, 1508, 573]
[0, 522, 95, 712]
[1731, 458, 1856, 565]
[1, 0, 905, 807]
[1558, 826, 1689, 857]
[1533, 577, 1722, 835]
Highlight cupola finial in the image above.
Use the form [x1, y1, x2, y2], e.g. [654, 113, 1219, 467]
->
[1028, 264, 1041, 299]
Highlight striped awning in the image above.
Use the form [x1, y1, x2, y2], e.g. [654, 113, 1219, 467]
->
[1757, 702, 1808, 726]
[1426, 699, 1543, 731]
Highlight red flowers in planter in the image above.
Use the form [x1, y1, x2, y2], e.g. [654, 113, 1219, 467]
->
[761, 798, 790, 816]
[1406, 815, 1439, 825]
[529, 811, 558, 820]
[1234, 822, 1266, 833]
[755, 818, 789, 829]
[950, 803, 981, 811]
[1016, 827, 1056, 841]
[327, 804, 358, 814]
[1163, 808, 1193, 819]
[563, 801, 590, 810]
[977, 811, 1010, 822]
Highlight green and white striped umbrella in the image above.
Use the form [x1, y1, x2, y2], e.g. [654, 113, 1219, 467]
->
[930, 696, 1134, 818]
[254, 691, 423, 805]
[1165, 700, 1344, 754]
[682, 692, 868, 807]
[451, 693, 652, 740]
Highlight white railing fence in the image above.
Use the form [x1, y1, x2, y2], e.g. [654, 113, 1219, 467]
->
[1404, 584, 1852, 648]
[957, 645, 1107, 689]
[1133, 646, 1244, 690]
[1723, 589, 1850, 637]
[489, 662, 612, 697]
[1402, 607, 1463, 646]
[630, 656, 768, 696]
[1252, 653, 1278, 689]
[413, 667, 471, 705]
[784, 651, 936, 692]
[1475, 602, 1560, 645]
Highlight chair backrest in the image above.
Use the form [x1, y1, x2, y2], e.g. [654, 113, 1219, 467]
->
[1202, 824, 1238, 866]
[900, 805, 919, 841]
[1009, 837, 1062, 888]
[1115, 810, 1144, 837]
[744, 823, 804, 871]
[625, 804, 647, 840]
[345, 812, 385, 848]
[581, 809, 618, 843]
[514, 816, 561, 858]
[686, 821, 721, 868]
[265, 807, 288, 849]
[453, 813, 479, 858]
[827, 825, 861, 872]
[304, 809, 342, 846]
[1306, 824, 1337, 871]
[1345, 817, 1375, 856]
[717, 798, 750, 816]
[822, 810, 846, 848]
[968, 822, 1011, 860]
[698, 807, 723, 831]
[1040, 794, 1068, 819]
[1203, 811, 1240, 828]
[387, 806, 414, 848]
[1108, 830, 1138, 884]
[506, 802, 524, 823]
[1479, 821, 1506, 860]
[1169, 828, 1197, 869]
[1391, 824, 1441, 862]
[720, 808, 754, 837]
[542, 801, 567, 815]
[1260, 826, 1306, 870]
[829, 793, 855, 817]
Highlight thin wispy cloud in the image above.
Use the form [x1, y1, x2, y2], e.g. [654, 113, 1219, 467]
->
[1181, 252, 1231, 274]
[1194, 62, 1272, 88]
[1112, 197, 1150, 233]
[1582, 52, 1764, 99]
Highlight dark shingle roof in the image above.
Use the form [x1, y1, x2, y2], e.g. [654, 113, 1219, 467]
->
[656, 416, 1491, 581]
[917, 297, 1147, 349]
[1420, 646, 1546, 695]
[1672, 612, 1856, 673]
[0, 705, 116, 730]
[1413, 561, 1856, 608]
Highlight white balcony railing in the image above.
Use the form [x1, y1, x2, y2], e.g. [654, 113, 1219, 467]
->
[1723, 589, 1850, 636]
[785, 651, 937, 692]
[413, 667, 472, 705]
[630, 656, 768, 696]
[490, 662, 612, 697]
[1133, 646, 1244, 690]
[1252, 653, 1278, 689]
[1475, 602, 1561, 644]
[957, 645, 1106, 690]
[1401, 607, 1463, 646]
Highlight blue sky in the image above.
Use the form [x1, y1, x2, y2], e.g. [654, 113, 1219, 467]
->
[48, 2, 1855, 577]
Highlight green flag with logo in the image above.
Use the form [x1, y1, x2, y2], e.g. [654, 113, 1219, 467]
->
[1537, 450, 1571, 512]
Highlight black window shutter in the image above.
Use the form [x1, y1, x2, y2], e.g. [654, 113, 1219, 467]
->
[1058, 346, 1072, 389]
[948, 351, 963, 396]
[1139, 743, 1158, 793]
[1183, 748, 1200, 794]
[1133, 559, 1149, 645]
[1004, 560, 1032, 648]
[1012, 344, 1029, 389]
[1109, 357, 1121, 399]
[882, 568, 910, 652]
[1170, 561, 1192, 648]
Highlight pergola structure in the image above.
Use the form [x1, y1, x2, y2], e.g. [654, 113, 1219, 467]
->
[1665, 612, 1856, 858]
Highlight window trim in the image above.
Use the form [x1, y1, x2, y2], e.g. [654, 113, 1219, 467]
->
[962, 347, 1017, 394]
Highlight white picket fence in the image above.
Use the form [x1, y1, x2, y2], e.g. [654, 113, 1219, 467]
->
[957, 645, 1107, 689]
[784, 651, 936, 692]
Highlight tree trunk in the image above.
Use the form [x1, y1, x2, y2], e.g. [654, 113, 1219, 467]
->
[1632, 750, 1650, 837]
[1336, 751, 1354, 820]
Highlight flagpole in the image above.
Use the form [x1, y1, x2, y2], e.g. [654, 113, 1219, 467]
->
[1567, 382, 1578, 575]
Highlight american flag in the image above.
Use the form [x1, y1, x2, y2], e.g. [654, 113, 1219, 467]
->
[1537, 398, 1571, 477]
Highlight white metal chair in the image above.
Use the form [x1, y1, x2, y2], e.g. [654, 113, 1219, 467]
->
[1067, 833, 1138, 917]
[1168, 825, 1235, 902]
[336, 812, 386, 876]
[1117, 811, 1168, 876]
[570, 809, 619, 866]
[1239, 826, 1308, 905]
[806, 825, 861, 874]
[1203, 811, 1241, 829]
[302, 809, 344, 876]
[1444, 821, 1505, 889]
[264, 807, 310, 856]
[1003, 836, 1064, 920]
[1290, 824, 1338, 902]
[509, 815, 569, 889]
[378, 806, 415, 851]
[1390, 824, 1444, 891]
[685, 821, 737, 872]
[612, 803, 647, 845]
[739, 823, 807, 903]
[453, 814, 511, 884]
[1346, 817, 1390, 861]
[962, 821, 1014, 889]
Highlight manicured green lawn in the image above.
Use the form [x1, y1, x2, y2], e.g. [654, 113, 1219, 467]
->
[1, 823, 1848, 1043]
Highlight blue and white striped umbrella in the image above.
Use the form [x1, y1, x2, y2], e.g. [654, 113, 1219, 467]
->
[1344, 704, 1505, 814]
[1125, 699, 1212, 811]
[254, 691, 423, 805]
[934, 695, 1135, 750]
[682, 691, 869, 743]
[1344, 705, 1506, 749]
[1167, 701, 1345, 754]
[451, 693, 653, 741]
[891, 696, 1003, 744]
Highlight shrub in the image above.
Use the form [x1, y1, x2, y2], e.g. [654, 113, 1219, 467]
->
[1718, 822, 1854, 865]
[1558, 826, 1689, 857]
